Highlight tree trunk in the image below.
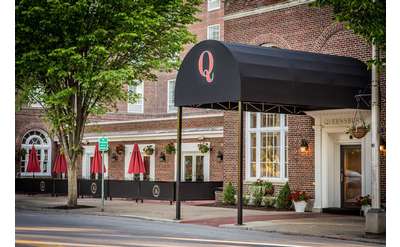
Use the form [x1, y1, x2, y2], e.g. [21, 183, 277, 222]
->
[67, 159, 78, 207]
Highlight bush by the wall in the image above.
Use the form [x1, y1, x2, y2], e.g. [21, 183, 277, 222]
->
[243, 195, 250, 206]
[263, 196, 276, 208]
[276, 182, 292, 209]
[223, 182, 236, 205]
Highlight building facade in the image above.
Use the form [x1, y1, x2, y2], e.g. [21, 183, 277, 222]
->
[15, 0, 386, 210]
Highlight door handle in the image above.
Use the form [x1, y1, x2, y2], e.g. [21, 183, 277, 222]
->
[340, 173, 343, 182]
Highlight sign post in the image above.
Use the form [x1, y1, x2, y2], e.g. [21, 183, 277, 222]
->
[98, 137, 109, 212]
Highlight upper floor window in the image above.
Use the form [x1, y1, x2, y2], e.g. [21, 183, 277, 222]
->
[207, 24, 220, 40]
[208, 0, 220, 11]
[127, 81, 144, 113]
[167, 79, 177, 113]
[246, 113, 288, 181]
[19, 129, 52, 176]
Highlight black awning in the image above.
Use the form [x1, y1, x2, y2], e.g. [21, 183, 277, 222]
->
[174, 40, 370, 114]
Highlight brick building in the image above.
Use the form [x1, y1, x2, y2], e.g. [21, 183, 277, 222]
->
[15, 0, 385, 211]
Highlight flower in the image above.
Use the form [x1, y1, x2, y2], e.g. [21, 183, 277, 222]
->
[289, 191, 309, 202]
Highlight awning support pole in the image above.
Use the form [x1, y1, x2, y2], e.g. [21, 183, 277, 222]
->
[237, 101, 243, 225]
[175, 106, 182, 220]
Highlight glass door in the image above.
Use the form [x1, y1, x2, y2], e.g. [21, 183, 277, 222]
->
[340, 145, 362, 208]
[182, 154, 205, 182]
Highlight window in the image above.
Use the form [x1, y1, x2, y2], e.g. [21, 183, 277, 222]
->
[167, 79, 177, 113]
[246, 113, 288, 181]
[127, 81, 144, 113]
[20, 130, 52, 176]
[207, 24, 220, 41]
[208, 0, 220, 11]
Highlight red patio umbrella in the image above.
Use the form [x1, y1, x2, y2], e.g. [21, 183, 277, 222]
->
[91, 143, 106, 175]
[53, 152, 68, 176]
[128, 144, 146, 175]
[26, 145, 41, 175]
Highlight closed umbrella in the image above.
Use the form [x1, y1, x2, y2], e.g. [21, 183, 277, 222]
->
[26, 145, 41, 175]
[128, 144, 146, 202]
[26, 145, 41, 195]
[53, 152, 68, 177]
[91, 143, 106, 178]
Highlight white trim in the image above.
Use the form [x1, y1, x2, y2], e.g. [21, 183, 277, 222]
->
[245, 113, 288, 182]
[124, 144, 155, 181]
[224, 0, 315, 21]
[20, 129, 52, 177]
[306, 109, 372, 209]
[167, 79, 177, 113]
[207, 24, 221, 40]
[81, 145, 109, 179]
[207, 0, 220, 11]
[127, 81, 144, 114]
[83, 128, 223, 142]
[86, 113, 224, 126]
[173, 142, 210, 182]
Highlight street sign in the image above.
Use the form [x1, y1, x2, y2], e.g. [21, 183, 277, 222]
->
[98, 137, 109, 152]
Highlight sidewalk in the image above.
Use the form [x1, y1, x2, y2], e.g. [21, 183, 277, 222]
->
[15, 194, 385, 245]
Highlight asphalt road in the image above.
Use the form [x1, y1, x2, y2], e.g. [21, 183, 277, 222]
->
[15, 210, 379, 247]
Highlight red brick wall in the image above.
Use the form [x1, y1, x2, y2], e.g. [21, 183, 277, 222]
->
[223, 1, 385, 202]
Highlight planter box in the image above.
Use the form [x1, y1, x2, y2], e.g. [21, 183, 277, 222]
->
[293, 200, 307, 212]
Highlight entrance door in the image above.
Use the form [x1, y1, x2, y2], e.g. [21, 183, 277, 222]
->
[182, 154, 205, 182]
[340, 145, 362, 208]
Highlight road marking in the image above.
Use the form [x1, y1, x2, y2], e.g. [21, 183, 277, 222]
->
[15, 239, 120, 247]
[16, 227, 104, 232]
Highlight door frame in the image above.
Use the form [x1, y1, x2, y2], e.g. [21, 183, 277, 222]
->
[340, 144, 362, 208]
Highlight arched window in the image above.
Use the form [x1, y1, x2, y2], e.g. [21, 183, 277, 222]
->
[20, 129, 52, 176]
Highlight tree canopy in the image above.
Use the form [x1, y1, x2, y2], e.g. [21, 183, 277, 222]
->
[16, 0, 201, 206]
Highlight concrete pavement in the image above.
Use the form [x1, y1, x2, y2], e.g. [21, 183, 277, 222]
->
[15, 194, 385, 245]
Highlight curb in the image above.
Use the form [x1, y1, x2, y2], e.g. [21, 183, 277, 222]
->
[15, 206, 181, 224]
[220, 224, 385, 245]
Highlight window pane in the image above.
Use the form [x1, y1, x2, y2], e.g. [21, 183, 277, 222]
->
[208, 0, 220, 10]
[168, 80, 176, 112]
[196, 156, 204, 182]
[127, 81, 144, 113]
[184, 156, 193, 181]
[250, 113, 257, 128]
[207, 25, 220, 40]
[264, 132, 280, 177]
[250, 132, 257, 177]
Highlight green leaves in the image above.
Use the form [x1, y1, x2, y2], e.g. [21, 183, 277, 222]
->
[16, 0, 201, 160]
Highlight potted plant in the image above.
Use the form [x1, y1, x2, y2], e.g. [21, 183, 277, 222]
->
[357, 195, 371, 216]
[165, 143, 176, 154]
[143, 145, 154, 155]
[198, 143, 210, 153]
[289, 191, 309, 212]
[115, 144, 124, 155]
[346, 122, 370, 139]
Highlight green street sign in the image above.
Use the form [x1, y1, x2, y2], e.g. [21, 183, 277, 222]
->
[98, 137, 109, 152]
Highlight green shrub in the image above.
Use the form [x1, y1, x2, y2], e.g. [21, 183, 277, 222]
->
[223, 182, 236, 205]
[276, 182, 292, 209]
[243, 195, 250, 206]
[263, 196, 276, 208]
[252, 189, 264, 207]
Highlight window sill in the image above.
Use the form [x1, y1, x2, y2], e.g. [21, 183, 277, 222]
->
[244, 177, 288, 185]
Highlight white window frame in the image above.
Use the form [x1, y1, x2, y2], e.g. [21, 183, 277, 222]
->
[207, 24, 220, 41]
[20, 129, 52, 177]
[167, 79, 177, 113]
[81, 145, 109, 179]
[207, 0, 220, 11]
[245, 113, 288, 182]
[127, 81, 144, 114]
[124, 144, 156, 181]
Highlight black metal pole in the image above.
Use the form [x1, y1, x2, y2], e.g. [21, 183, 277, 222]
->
[237, 101, 243, 225]
[175, 106, 182, 220]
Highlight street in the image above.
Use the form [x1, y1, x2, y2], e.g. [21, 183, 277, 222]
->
[15, 210, 380, 247]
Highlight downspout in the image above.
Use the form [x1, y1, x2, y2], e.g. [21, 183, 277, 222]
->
[371, 37, 380, 209]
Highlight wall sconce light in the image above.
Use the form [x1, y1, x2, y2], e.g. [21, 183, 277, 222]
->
[300, 139, 309, 153]
[217, 151, 223, 162]
[159, 152, 166, 162]
[379, 138, 386, 154]
[111, 152, 118, 161]
[115, 144, 124, 155]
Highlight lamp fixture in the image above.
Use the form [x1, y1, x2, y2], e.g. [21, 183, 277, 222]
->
[159, 152, 166, 162]
[379, 138, 386, 154]
[217, 151, 223, 162]
[300, 139, 309, 153]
